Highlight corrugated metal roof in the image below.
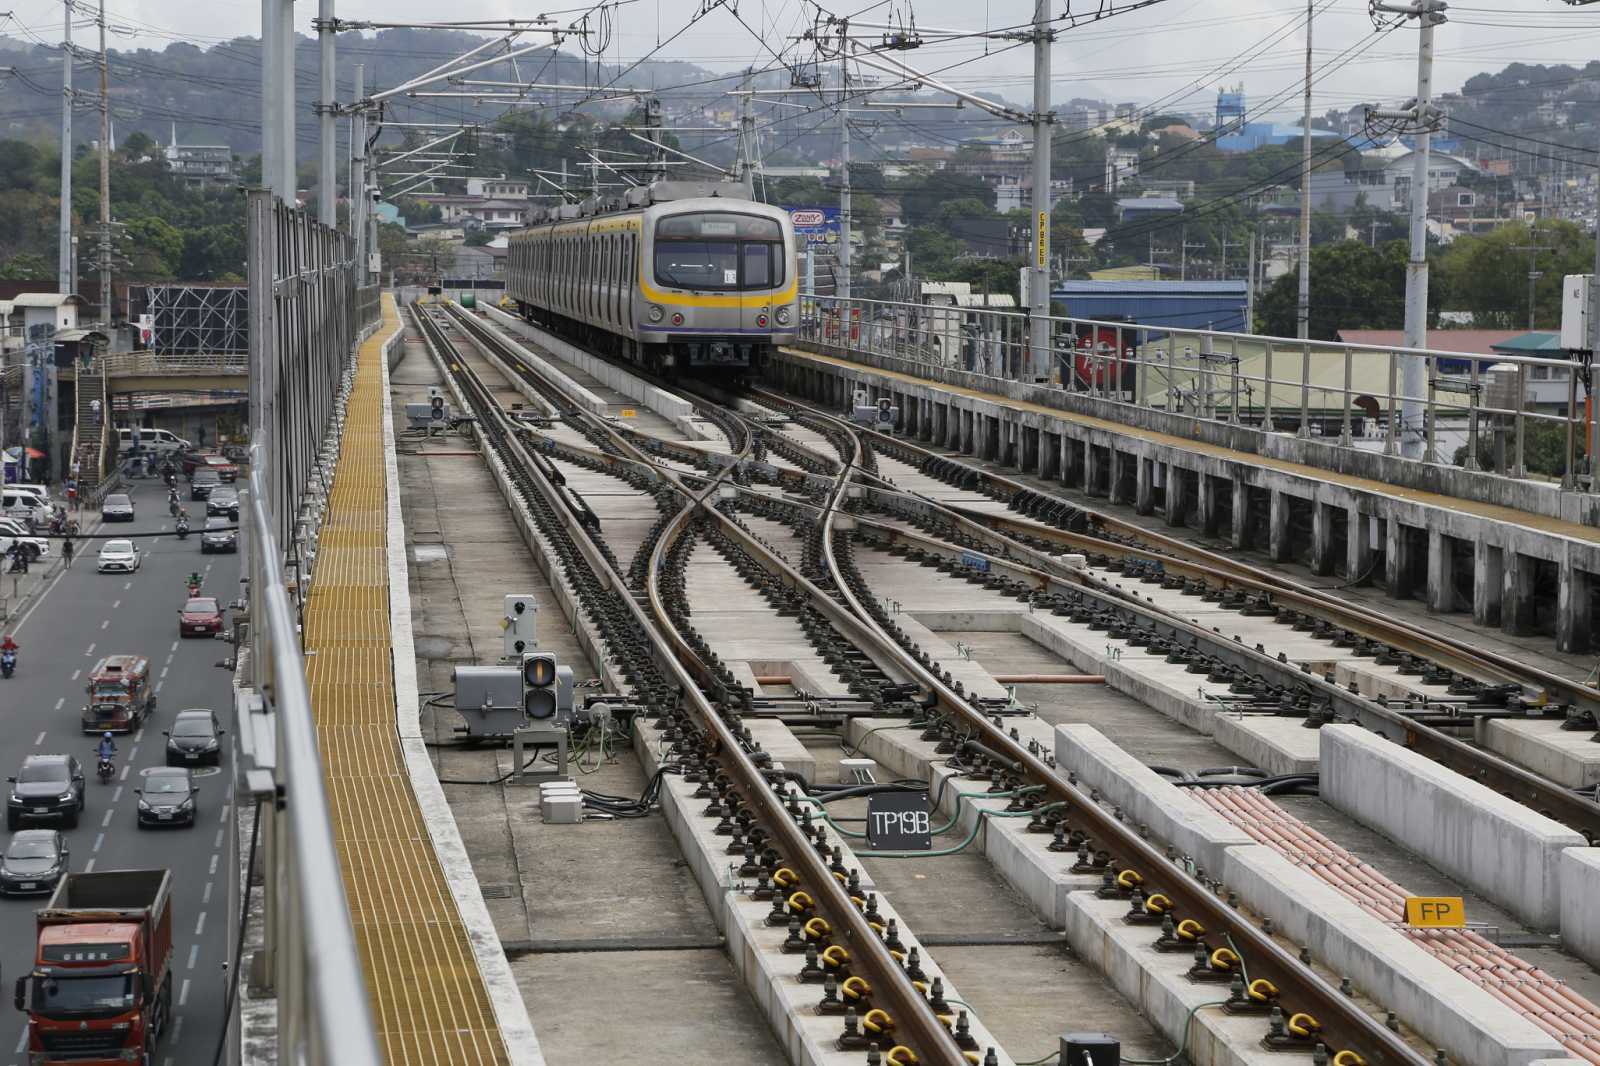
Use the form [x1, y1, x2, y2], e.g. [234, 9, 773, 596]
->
[1056, 281, 1248, 295]
[1116, 197, 1185, 211]
[12, 293, 81, 308]
[1490, 331, 1563, 353]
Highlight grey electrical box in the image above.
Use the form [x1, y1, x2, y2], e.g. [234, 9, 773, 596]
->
[555, 664, 576, 727]
[454, 665, 526, 738]
[404, 403, 435, 430]
[1059, 1033, 1120, 1066]
[503, 594, 539, 659]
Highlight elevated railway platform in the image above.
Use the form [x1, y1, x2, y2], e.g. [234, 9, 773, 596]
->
[774, 341, 1600, 657]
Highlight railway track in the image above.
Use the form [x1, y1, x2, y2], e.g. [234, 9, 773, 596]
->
[424, 301, 1443, 1066]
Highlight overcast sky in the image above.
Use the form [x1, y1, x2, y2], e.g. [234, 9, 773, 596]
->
[8, 0, 1600, 124]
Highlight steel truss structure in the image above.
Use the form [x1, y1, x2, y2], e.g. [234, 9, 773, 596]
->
[144, 285, 249, 355]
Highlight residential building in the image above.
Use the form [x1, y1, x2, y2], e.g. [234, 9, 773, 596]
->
[465, 176, 531, 199]
[163, 124, 236, 185]
[417, 194, 531, 231]
[1115, 197, 1184, 223]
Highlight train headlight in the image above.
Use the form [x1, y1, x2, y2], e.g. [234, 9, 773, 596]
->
[775, 306, 792, 326]
[756, 314, 768, 328]
[671, 313, 684, 326]
[647, 304, 665, 323]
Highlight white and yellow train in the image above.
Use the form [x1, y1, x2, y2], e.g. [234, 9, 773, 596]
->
[506, 181, 799, 375]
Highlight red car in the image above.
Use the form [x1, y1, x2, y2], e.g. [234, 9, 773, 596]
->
[181, 451, 239, 482]
[178, 597, 224, 638]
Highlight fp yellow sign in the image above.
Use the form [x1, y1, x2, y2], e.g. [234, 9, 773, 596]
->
[1037, 211, 1048, 268]
[1404, 896, 1465, 928]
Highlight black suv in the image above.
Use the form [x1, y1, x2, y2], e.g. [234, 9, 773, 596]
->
[7, 755, 85, 829]
[190, 468, 221, 501]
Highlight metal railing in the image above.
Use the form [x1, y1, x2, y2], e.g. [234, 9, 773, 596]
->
[247, 189, 361, 549]
[800, 294, 1597, 487]
[101, 351, 250, 377]
[356, 284, 381, 330]
[241, 191, 380, 1065]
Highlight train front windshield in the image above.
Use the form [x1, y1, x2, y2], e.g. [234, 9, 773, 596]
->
[654, 213, 785, 291]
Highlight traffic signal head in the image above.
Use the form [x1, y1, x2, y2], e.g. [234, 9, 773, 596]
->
[522, 652, 559, 719]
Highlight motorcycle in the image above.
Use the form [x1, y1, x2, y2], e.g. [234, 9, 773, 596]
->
[176, 518, 190, 540]
[169, 497, 181, 518]
[1, 650, 14, 679]
[96, 756, 114, 784]
[186, 578, 202, 597]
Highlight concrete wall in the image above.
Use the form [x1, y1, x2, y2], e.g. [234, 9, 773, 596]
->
[1320, 725, 1586, 930]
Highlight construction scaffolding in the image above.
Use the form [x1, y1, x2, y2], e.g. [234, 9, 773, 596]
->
[142, 284, 248, 355]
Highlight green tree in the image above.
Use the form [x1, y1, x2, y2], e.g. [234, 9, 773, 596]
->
[1256, 240, 1411, 337]
[121, 131, 157, 161]
[124, 216, 183, 278]
[0, 253, 52, 281]
[1434, 220, 1593, 329]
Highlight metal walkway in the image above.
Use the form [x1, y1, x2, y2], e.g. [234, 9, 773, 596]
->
[302, 294, 511, 1066]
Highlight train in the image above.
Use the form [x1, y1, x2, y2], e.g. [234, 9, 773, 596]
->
[505, 180, 799, 376]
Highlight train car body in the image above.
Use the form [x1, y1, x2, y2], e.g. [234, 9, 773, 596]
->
[506, 181, 798, 375]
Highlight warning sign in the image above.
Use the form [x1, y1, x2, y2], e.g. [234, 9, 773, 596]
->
[619, 408, 637, 418]
[1404, 897, 1465, 928]
[1037, 210, 1048, 268]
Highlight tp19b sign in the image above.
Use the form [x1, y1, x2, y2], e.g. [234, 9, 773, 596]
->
[867, 791, 932, 851]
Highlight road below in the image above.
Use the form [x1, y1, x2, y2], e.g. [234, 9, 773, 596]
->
[1, 477, 243, 1066]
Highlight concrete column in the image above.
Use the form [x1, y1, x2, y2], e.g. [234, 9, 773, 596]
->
[1310, 501, 1335, 576]
[1135, 458, 1155, 516]
[1196, 474, 1218, 536]
[1268, 491, 1293, 563]
[1558, 551, 1592, 653]
[1503, 551, 1538, 637]
[1473, 541, 1503, 627]
[1385, 518, 1405, 597]
[1165, 463, 1188, 528]
[959, 409, 973, 454]
[1347, 505, 1372, 585]
[1426, 529, 1455, 613]
[1083, 444, 1100, 496]
[1022, 426, 1038, 473]
[1108, 450, 1126, 505]
[1057, 433, 1071, 484]
[988, 416, 1002, 462]
[1230, 477, 1248, 550]
[1039, 431, 1059, 480]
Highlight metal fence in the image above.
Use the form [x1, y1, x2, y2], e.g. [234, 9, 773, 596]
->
[102, 351, 251, 378]
[356, 284, 381, 331]
[242, 191, 381, 1066]
[247, 189, 360, 549]
[801, 294, 1600, 486]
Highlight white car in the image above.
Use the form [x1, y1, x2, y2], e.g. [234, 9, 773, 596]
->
[97, 539, 141, 573]
[0, 533, 49, 562]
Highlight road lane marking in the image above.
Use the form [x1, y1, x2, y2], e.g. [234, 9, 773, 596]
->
[83, 643, 94, 657]
[123, 581, 132, 590]
[160, 666, 168, 679]
[112, 786, 122, 802]
[134, 728, 143, 743]
[172, 1018, 183, 1044]
[15, 1025, 25, 1052]
[9, 557, 73, 635]
[32, 732, 43, 746]
[92, 833, 103, 853]
[118, 764, 129, 781]
[170, 641, 179, 652]
[208, 854, 219, 875]
[52, 697, 62, 710]
[213, 829, 223, 848]
[112, 599, 121, 609]
[70, 669, 80, 682]
[202, 880, 213, 904]
[101, 810, 112, 828]
[84, 859, 95, 872]
[155, 681, 163, 694]
[194, 911, 206, 936]
[99, 619, 108, 630]
[129, 746, 139, 759]
[218, 804, 228, 823]
[179, 978, 191, 1005]
[186, 945, 199, 971]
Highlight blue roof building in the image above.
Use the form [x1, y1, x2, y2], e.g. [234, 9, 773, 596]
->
[1053, 280, 1250, 333]
[1115, 197, 1185, 222]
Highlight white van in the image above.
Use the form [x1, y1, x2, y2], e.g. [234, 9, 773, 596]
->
[5, 485, 50, 504]
[0, 490, 50, 525]
[115, 426, 191, 455]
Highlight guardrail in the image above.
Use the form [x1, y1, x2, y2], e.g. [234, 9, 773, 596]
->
[101, 351, 250, 377]
[240, 192, 380, 1065]
[801, 294, 1597, 488]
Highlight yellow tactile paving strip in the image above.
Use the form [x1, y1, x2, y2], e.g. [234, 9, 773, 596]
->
[788, 345, 1600, 544]
[303, 295, 511, 1066]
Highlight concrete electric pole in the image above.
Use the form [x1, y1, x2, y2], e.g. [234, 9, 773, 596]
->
[351, 64, 367, 280]
[95, 0, 110, 327]
[1370, 0, 1445, 459]
[58, 0, 72, 296]
[318, 0, 336, 226]
[1296, 0, 1313, 341]
[838, 41, 851, 301]
[1027, 0, 1054, 381]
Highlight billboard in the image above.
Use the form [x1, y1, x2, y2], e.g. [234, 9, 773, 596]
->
[787, 206, 842, 254]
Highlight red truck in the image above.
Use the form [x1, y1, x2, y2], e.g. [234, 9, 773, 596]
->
[14, 869, 174, 1066]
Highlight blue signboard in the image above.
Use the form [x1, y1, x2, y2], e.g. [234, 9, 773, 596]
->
[786, 206, 842, 254]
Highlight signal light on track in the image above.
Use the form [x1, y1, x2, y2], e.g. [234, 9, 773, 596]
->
[521, 652, 559, 719]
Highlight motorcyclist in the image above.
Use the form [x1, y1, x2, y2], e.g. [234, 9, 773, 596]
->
[187, 571, 202, 594]
[0, 635, 17, 656]
[96, 732, 117, 763]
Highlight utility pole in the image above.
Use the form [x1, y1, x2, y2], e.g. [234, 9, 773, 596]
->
[1181, 226, 1204, 282]
[317, 0, 336, 226]
[1296, 0, 1313, 340]
[351, 64, 366, 280]
[95, 0, 109, 328]
[1027, 0, 1054, 381]
[57, 0, 72, 296]
[737, 68, 755, 195]
[1246, 221, 1258, 329]
[1511, 239, 1553, 330]
[1371, 0, 1446, 459]
[278, 0, 295, 199]
[261, 0, 278, 200]
[837, 36, 852, 300]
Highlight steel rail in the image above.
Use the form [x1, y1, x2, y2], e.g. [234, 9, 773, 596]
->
[420, 303, 974, 1066]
